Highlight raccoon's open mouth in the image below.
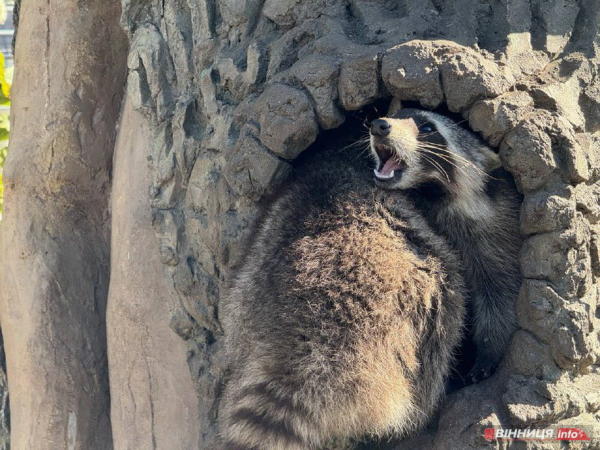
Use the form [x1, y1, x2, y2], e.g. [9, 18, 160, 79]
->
[373, 144, 406, 181]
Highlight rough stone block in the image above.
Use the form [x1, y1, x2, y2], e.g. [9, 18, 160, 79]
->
[128, 25, 175, 121]
[218, 204, 259, 270]
[263, 0, 295, 28]
[548, 298, 596, 371]
[562, 138, 590, 184]
[289, 54, 345, 129]
[215, 43, 268, 102]
[173, 260, 222, 333]
[504, 329, 559, 380]
[338, 53, 380, 111]
[591, 230, 600, 277]
[469, 91, 534, 147]
[224, 123, 292, 200]
[152, 210, 180, 266]
[440, 51, 514, 112]
[387, 97, 403, 116]
[534, 0, 579, 54]
[383, 39, 514, 113]
[517, 279, 563, 329]
[531, 77, 585, 130]
[520, 230, 581, 287]
[504, 33, 551, 79]
[267, 21, 321, 79]
[186, 157, 222, 253]
[581, 84, 600, 133]
[185, 217, 218, 278]
[514, 279, 595, 371]
[520, 193, 576, 235]
[521, 218, 591, 300]
[256, 84, 320, 159]
[503, 377, 554, 427]
[382, 40, 446, 109]
[219, 0, 248, 29]
[573, 182, 600, 224]
[187, 158, 220, 213]
[576, 133, 600, 182]
[500, 118, 556, 192]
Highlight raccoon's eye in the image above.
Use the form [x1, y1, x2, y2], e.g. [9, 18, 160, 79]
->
[419, 123, 435, 133]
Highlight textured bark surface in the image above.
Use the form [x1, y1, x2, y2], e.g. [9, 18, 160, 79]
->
[0, 0, 127, 448]
[0, 0, 598, 449]
[0, 335, 8, 450]
[107, 97, 200, 450]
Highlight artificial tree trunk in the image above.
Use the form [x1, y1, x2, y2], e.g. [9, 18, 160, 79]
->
[0, 0, 599, 449]
[0, 0, 127, 448]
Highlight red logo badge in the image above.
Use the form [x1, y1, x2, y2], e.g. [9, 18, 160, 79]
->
[484, 429, 495, 440]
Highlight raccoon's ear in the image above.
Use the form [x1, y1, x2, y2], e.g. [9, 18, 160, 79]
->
[481, 147, 502, 172]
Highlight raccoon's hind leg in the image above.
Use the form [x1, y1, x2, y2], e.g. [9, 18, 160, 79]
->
[468, 288, 518, 383]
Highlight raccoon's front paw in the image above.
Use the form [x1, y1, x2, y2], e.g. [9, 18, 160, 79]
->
[467, 354, 500, 384]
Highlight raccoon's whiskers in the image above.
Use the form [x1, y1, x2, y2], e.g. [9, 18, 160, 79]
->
[416, 147, 464, 174]
[355, 142, 374, 160]
[419, 144, 490, 178]
[420, 153, 451, 182]
[341, 136, 371, 151]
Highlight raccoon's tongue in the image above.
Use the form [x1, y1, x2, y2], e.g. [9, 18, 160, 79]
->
[380, 158, 402, 175]
[374, 157, 403, 180]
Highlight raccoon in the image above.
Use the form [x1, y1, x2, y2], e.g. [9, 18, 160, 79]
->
[218, 108, 521, 449]
[370, 109, 522, 382]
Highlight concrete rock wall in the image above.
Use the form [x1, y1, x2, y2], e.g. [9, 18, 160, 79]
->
[119, 0, 600, 447]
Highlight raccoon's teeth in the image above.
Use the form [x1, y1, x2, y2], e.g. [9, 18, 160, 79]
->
[374, 169, 395, 180]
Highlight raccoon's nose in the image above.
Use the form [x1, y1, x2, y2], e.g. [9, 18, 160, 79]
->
[371, 119, 391, 137]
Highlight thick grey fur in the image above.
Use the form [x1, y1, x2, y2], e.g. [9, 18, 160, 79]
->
[218, 109, 522, 449]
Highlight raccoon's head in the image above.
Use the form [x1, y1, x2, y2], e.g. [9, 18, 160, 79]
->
[369, 108, 501, 193]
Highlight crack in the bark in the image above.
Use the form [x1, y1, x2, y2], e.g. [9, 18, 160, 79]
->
[145, 364, 158, 450]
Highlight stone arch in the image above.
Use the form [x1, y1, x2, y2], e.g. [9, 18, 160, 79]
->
[121, 3, 600, 446]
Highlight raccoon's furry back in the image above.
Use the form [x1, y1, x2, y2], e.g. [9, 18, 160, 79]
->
[218, 156, 466, 449]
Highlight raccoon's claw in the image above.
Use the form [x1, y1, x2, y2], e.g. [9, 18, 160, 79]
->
[467, 362, 497, 384]
[467, 341, 503, 384]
